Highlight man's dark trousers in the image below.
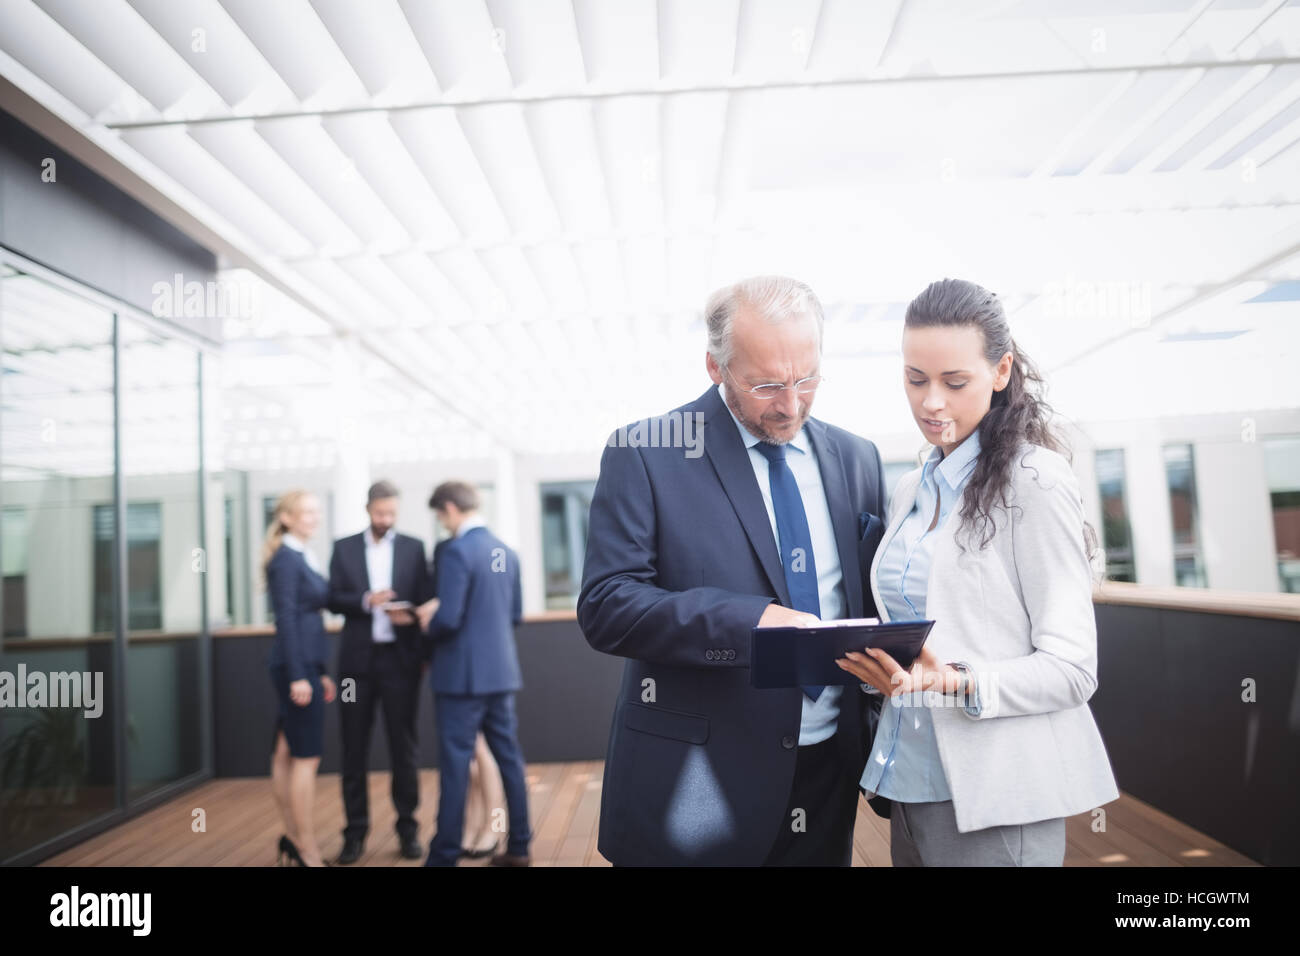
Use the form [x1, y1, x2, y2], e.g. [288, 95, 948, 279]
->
[424, 691, 532, 866]
[341, 642, 421, 843]
[763, 735, 860, 866]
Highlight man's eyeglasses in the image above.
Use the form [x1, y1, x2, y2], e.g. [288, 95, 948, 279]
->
[723, 365, 825, 400]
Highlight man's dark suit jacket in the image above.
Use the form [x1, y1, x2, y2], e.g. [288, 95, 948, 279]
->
[423, 525, 523, 695]
[327, 531, 432, 676]
[430, 537, 451, 598]
[577, 383, 890, 866]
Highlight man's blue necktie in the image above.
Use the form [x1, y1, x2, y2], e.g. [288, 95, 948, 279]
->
[755, 441, 823, 701]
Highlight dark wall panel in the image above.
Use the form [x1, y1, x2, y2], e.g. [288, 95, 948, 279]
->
[1093, 605, 1299, 866]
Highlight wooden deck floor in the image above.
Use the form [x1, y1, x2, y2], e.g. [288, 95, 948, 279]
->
[40, 763, 1259, 867]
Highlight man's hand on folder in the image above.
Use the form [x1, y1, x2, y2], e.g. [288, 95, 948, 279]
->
[756, 604, 821, 628]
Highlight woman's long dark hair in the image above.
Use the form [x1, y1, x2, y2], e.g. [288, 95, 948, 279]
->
[905, 278, 1100, 565]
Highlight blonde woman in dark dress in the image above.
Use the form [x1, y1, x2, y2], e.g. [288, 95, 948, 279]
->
[264, 490, 336, 867]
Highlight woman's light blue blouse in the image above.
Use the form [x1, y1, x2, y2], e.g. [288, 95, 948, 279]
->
[860, 427, 983, 802]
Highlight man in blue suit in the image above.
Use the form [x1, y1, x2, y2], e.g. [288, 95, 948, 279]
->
[416, 481, 532, 867]
[577, 275, 891, 866]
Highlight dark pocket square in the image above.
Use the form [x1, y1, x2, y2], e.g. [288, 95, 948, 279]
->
[858, 511, 885, 575]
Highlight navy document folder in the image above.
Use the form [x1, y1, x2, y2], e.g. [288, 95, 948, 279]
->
[750, 618, 936, 688]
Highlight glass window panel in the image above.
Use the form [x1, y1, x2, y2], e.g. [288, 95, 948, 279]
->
[1096, 448, 1136, 583]
[1262, 436, 1300, 593]
[540, 481, 595, 610]
[3, 507, 29, 637]
[0, 271, 119, 862]
[119, 317, 203, 799]
[1163, 443, 1206, 587]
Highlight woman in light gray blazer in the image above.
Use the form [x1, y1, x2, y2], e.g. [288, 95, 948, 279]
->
[836, 278, 1119, 866]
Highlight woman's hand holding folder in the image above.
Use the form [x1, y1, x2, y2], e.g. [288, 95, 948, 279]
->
[835, 644, 961, 697]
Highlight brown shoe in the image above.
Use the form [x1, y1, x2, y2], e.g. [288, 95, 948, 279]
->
[489, 852, 531, 867]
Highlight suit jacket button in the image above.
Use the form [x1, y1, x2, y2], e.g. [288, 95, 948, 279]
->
[705, 649, 715, 660]
[781, 735, 795, 749]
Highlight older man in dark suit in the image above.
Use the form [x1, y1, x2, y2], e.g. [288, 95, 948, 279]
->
[577, 275, 891, 866]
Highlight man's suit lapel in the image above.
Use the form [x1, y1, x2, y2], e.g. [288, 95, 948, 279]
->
[352, 532, 368, 588]
[700, 385, 791, 607]
[804, 418, 864, 620]
[393, 535, 411, 596]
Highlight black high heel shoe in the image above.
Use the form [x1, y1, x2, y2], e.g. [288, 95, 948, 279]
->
[277, 834, 306, 867]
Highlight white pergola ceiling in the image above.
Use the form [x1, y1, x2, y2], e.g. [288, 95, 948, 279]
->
[1, 0, 1299, 466]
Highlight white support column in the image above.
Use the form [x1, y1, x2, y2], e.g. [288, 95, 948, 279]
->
[494, 441, 520, 548]
[330, 335, 370, 541]
[1196, 438, 1277, 591]
[1128, 430, 1176, 588]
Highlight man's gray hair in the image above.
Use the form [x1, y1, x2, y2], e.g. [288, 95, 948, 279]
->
[705, 276, 824, 369]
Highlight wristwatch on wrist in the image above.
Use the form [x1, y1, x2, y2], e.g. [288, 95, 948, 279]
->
[945, 661, 974, 702]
